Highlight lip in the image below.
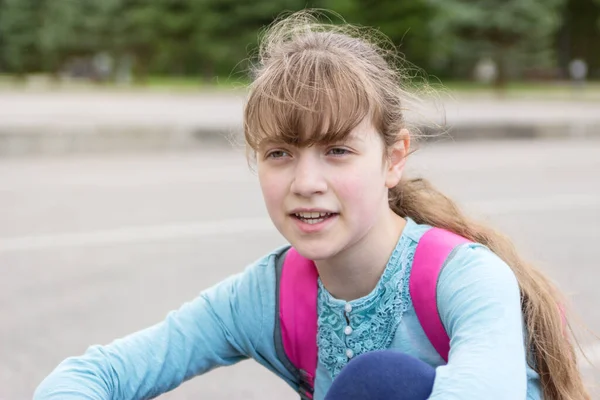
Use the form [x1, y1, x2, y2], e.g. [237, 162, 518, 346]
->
[289, 207, 337, 214]
[289, 209, 339, 234]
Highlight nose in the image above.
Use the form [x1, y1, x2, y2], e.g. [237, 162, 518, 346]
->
[290, 153, 328, 197]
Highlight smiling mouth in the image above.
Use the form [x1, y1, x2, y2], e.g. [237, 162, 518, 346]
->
[291, 211, 339, 225]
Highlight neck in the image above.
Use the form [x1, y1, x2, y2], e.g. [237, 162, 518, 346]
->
[315, 210, 406, 301]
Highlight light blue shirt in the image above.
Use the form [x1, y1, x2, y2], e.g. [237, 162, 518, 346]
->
[34, 218, 541, 399]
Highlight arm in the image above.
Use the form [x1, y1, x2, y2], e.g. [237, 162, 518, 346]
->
[428, 244, 528, 400]
[34, 259, 269, 400]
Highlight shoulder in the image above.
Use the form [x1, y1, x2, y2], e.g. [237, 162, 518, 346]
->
[403, 219, 521, 330]
[436, 242, 522, 339]
[438, 242, 519, 300]
[402, 217, 518, 297]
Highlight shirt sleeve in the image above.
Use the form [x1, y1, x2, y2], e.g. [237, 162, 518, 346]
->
[33, 257, 271, 400]
[427, 243, 529, 400]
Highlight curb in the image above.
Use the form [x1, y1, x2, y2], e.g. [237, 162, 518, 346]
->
[1, 121, 599, 157]
[423, 122, 600, 142]
[0, 125, 241, 157]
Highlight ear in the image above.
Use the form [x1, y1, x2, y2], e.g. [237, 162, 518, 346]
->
[385, 129, 410, 189]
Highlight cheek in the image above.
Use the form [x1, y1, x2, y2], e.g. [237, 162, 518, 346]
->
[258, 169, 286, 212]
[333, 165, 386, 211]
[333, 174, 362, 199]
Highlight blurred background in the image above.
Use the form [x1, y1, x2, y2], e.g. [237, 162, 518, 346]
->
[0, 0, 599, 88]
[0, 1, 599, 399]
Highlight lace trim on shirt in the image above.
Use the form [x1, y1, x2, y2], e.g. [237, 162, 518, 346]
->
[316, 233, 415, 378]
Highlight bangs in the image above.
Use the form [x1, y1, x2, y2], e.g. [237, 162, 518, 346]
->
[244, 51, 379, 151]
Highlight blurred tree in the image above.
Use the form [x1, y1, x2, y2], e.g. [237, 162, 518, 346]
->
[0, 0, 123, 78]
[188, 0, 312, 80]
[37, 0, 80, 75]
[427, 0, 567, 88]
[112, 0, 310, 82]
[0, 0, 41, 76]
[560, 0, 600, 78]
[1, 0, 591, 84]
[320, 0, 439, 79]
[39, 0, 121, 78]
[115, 1, 165, 82]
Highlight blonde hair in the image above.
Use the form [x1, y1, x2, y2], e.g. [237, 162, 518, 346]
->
[243, 9, 592, 399]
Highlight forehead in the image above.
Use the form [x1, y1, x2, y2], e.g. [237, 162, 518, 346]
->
[244, 54, 382, 151]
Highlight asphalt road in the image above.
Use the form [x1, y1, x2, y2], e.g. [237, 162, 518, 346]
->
[1, 138, 599, 399]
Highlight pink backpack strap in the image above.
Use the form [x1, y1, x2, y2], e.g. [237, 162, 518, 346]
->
[274, 247, 318, 399]
[410, 227, 471, 363]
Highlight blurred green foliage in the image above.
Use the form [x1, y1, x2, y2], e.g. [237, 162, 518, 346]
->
[0, 0, 598, 85]
[426, 0, 567, 86]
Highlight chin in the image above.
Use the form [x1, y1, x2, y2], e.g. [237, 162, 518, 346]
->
[287, 238, 341, 261]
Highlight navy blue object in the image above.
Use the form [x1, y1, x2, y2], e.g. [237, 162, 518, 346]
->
[324, 350, 436, 400]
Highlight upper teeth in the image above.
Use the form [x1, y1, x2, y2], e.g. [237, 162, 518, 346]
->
[295, 212, 331, 218]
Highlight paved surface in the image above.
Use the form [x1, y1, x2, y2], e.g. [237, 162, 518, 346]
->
[1, 90, 600, 156]
[1, 138, 599, 399]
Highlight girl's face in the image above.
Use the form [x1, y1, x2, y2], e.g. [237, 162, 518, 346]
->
[257, 117, 408, 261]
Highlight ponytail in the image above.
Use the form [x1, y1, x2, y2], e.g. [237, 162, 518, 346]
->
[390, 178, 591, 400]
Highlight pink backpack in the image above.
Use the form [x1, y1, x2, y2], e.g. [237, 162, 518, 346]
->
[273, 227, 470, 399]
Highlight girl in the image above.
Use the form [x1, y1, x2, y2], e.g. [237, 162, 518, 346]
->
[34, 10, 591, 400]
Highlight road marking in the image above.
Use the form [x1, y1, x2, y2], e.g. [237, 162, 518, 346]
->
[0, 194, 598, 253]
